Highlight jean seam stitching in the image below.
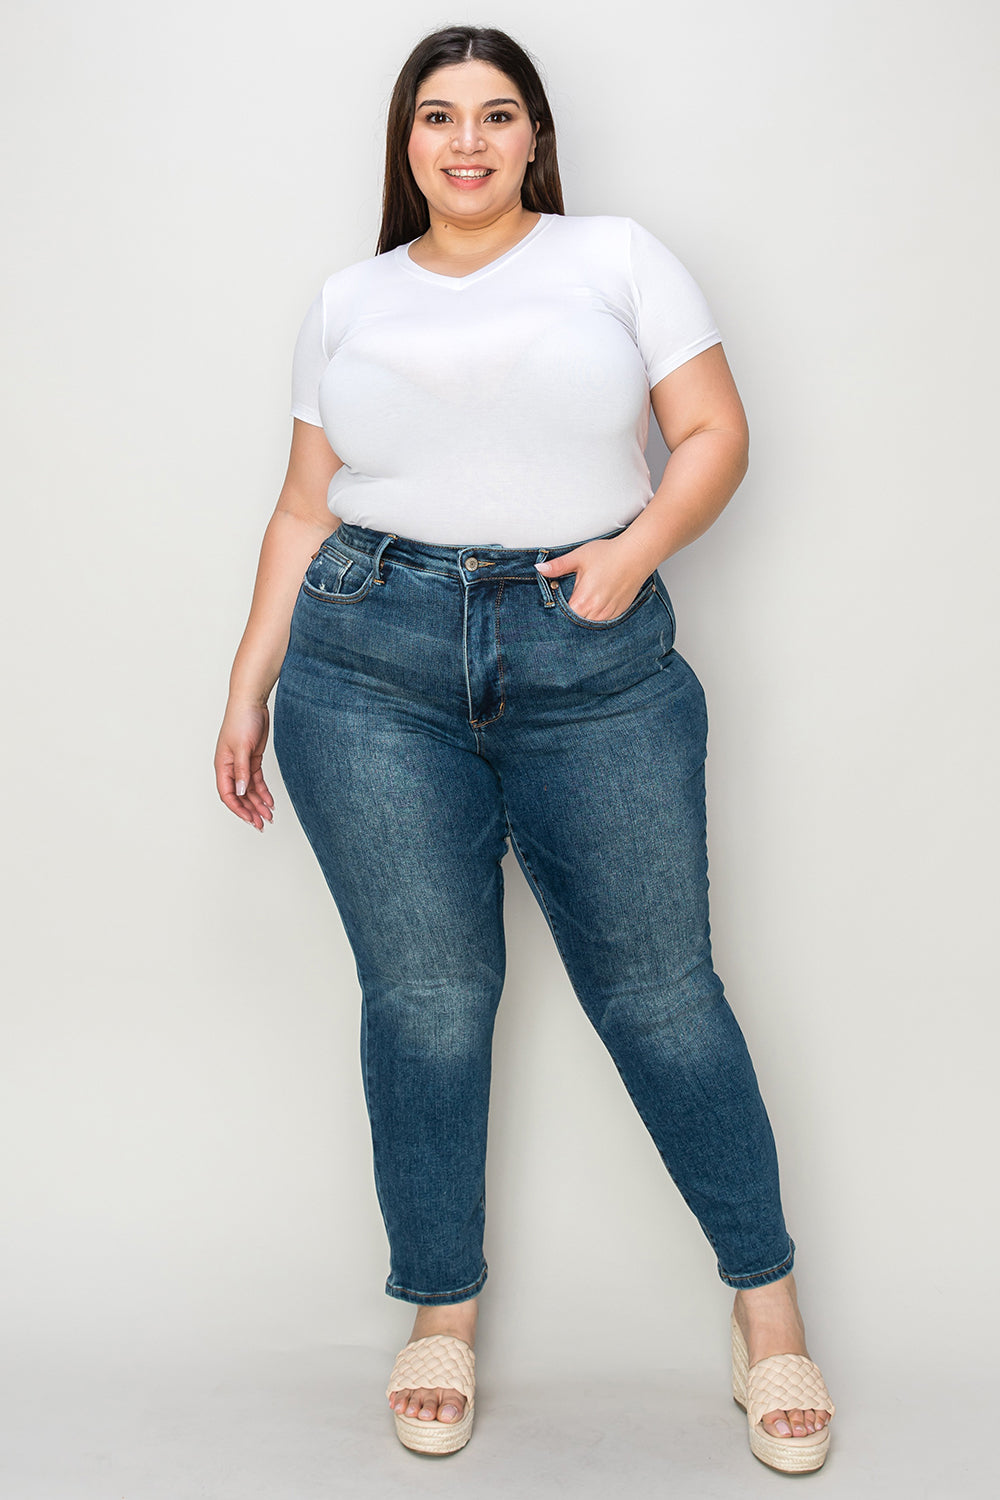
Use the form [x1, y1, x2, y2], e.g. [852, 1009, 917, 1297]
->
[504, 825, 579, 984]
[386, 1264, 488, 1300]
[652, 580, 676, 634]
[469, 583, 507, 729]
[461, 585, 475, 725]
[390, 560, 555, 584]
[301, 579, 375, 604]
[717, 1239, 796, 1286]
[384, 559, 454, 579]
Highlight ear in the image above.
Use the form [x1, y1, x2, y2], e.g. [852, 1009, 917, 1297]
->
[529, 120, 539, 162]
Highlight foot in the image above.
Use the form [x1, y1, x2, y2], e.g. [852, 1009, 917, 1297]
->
[733, 1272, 832, 1441]
[387, 1296, 479, 1426]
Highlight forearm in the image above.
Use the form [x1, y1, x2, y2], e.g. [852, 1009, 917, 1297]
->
[227, 503, 338, 707]
[615, 427, 749, 576]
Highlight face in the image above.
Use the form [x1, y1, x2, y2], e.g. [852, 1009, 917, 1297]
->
[407, 60, 539, 224]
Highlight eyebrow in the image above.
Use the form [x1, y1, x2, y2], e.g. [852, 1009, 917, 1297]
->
[415, 98, 522, 110]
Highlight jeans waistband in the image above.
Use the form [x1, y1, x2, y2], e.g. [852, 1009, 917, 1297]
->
[333, 521, 628, 587]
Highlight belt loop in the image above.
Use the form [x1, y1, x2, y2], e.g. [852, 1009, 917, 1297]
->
[372, 531, 397, 584]
[534, 547, 556, 607]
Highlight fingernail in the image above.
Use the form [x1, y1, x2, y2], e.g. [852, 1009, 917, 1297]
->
[236, 780, 246, 797]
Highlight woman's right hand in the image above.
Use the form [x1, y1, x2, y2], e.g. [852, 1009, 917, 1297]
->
[215, 419, 344, 833]
[215, 699, 275, 831]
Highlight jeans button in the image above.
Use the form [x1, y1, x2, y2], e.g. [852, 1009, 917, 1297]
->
[466, 557, 479, 570]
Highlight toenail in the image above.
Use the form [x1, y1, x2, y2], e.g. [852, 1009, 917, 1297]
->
[775, 1420, 791, 1435]
[440, 1404, 458, 1420]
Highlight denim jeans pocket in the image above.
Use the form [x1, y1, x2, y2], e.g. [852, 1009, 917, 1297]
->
[551, 572, 657, 629]
[301, 542, 376, 603]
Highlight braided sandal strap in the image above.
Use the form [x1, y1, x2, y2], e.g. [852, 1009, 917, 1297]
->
[746, 1353, 835, 1430]
[385, 1334, 476, 1403]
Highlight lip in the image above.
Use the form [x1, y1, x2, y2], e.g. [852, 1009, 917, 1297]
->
[441, 167, 496, 189]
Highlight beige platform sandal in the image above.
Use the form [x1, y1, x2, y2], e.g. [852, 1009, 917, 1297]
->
[730, 1310, 835, 1472]
[385, 1333, 476, 1455]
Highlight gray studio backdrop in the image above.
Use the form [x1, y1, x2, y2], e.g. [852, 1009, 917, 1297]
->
[2, 0, 997, 1412]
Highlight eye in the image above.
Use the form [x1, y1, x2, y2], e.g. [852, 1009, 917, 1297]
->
[420, 110, 515, 125]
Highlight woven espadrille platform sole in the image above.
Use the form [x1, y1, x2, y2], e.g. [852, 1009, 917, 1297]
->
[385, 1333, 476, 1455]
[730, 1311, 835, 1473]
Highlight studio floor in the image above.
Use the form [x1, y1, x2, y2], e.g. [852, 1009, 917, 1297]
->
[0, 1343, 985, 1499]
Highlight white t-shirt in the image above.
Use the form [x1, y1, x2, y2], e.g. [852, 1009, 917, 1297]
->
[290, 213, 722, 546]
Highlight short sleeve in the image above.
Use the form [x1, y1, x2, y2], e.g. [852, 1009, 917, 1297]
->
[289, 289, 327, 426]
[626, 218, 722, 389]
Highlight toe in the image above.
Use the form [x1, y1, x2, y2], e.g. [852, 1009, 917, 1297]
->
[761, 1406, 832, 1439]
[437, 1387, 466, 1423]
[415, 1387, 438, 1420]
[391, 1384, 467, 1423]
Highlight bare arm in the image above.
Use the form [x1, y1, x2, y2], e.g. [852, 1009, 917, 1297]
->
[535, 343, 750, 618]
[622, 341, 749, 569]
[214, 419, 344, 829]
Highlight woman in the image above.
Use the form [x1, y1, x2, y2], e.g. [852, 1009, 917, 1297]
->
[214, 24, 835, 1472]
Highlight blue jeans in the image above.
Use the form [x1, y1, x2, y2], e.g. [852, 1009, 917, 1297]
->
[273, 521, 795, 1304]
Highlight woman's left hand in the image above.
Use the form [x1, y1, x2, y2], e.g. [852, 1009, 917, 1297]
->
[534, 536, 656, 621]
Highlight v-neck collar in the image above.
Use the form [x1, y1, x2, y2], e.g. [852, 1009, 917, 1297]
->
[397, 213, 554, 289]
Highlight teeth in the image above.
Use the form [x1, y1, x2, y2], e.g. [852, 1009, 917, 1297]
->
[445, 169, 492, 177]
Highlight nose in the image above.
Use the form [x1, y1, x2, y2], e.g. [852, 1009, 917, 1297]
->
[451, 119, 485, 153]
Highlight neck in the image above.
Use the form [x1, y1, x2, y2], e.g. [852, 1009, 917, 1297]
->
[420, 202, 537, 256]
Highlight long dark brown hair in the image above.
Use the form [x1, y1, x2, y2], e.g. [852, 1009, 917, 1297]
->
[377, 25, 565, 254]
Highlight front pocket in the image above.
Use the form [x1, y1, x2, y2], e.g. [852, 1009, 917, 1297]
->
[551, 572, 656, 629]
[653, 581, 677, 641]
[302, 545, 375, 603]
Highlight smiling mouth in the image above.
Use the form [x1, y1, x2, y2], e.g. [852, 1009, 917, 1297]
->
[443, 168, 495, 178]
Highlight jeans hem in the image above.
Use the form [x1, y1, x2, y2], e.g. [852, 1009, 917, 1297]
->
[384, 1261, 488, 1306]
[716, 1236, 796, 1289]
